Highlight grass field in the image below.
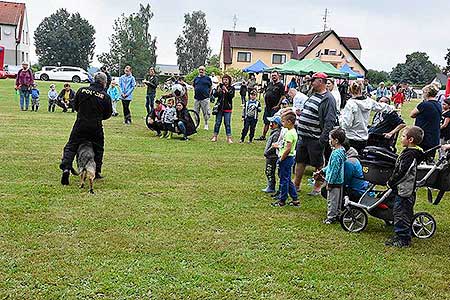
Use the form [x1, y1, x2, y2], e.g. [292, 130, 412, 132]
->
[1, 79, 450, 299]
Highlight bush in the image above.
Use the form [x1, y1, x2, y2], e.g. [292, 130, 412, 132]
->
[224, 68, 248, 83]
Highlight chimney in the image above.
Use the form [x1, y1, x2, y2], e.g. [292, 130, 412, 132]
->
[248, 27, 256, 36]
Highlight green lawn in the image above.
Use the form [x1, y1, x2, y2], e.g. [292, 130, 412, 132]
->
[1, 79, 450, 299]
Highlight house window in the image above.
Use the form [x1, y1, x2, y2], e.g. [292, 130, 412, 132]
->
[272, 54, 286, 64]
[237, 52, 251, 62]
[329, 49, 337, 55]
[26, 53, 28, 62]
[316, 50, 321, 57]
[324, 49, 329, 55]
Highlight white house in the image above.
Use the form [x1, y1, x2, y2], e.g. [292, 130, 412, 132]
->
[0, 1, 30, 66]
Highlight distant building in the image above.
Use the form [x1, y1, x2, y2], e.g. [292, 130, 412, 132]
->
[0, 1, 30, 66]
[220, 27, 366, 76]
[156, 64, 181, 76]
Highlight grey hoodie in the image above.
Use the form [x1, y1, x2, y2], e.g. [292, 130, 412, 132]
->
[340, 96, 393, 141]
[264, 127, 281, 160]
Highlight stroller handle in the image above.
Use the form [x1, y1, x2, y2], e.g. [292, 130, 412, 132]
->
[423, 145, 442, 155]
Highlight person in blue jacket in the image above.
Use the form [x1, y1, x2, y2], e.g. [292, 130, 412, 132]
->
[119, 65, 137, 125]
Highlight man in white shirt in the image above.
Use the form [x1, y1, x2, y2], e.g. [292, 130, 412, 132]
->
[288, 88, 308, 116]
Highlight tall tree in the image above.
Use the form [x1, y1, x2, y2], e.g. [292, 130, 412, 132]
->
[366, 69, 390, 85]
[390, 52, 440, 84]
[444, 48, 450, 74]
[34, 9, 95, 69]
[207, 54, 220, 68]
[176, 11, 211, 74]
[98, 4, 157, 78]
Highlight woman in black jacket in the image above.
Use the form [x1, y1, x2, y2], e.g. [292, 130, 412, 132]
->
[211, 74, 235, 143]
[57, 83, 76, 112]
[175, 102, 197, 140]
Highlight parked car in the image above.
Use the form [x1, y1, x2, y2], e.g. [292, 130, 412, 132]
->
[35, 66, 90, 83]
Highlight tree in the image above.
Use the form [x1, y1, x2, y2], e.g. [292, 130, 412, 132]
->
[207, 54, 220, 68]
[175, 11, 211, 74]
[444, 48, 450, 74]
[366, 69, 390, 85]
[224, 68, 248, 82]
[185, 66, 222, 84]
[34, 9, 95, 69]
[98, 4, 157, 78]
[390, 52, 440, 85]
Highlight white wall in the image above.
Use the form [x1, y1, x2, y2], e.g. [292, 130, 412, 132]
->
[0, 24, 18, 49]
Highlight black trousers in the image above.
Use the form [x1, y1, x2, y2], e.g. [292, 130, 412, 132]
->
[122, 100, 131, 123]
[241, 118, 258, 141]
[265, 158, 277, 190]
[60, 128, 104, 174]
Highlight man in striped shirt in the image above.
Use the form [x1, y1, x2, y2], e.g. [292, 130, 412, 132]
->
[293, 72, 337, 195]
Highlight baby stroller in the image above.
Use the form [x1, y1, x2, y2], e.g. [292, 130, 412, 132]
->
[339, 145, 448, 239]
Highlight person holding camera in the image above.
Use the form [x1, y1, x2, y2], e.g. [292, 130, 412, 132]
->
[211, 74, 235, 143]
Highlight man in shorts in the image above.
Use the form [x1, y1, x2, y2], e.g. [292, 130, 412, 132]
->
[255, 71, 284, 141]
[294, 72, 337, 195]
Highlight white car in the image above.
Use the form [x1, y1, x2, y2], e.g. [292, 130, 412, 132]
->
[35, 66, 90, 83]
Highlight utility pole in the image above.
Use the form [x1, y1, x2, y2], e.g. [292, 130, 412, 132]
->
[233, 14, 238, 31]
[322, 8, 329, 31]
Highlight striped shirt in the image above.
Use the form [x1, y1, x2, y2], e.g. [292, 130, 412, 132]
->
[297, 92, 331, 139]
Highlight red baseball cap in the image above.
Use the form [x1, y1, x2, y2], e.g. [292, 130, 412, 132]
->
[309, 72, 328, 81]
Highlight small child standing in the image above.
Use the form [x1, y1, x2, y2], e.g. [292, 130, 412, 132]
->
[385, 126, 424, 248]
[392, 88, 405, 109]
[107, 80, 121, 116]
[271, 111, 299, 207]
[240, 90, 262, 143]
[316, 128, 347, 224]
[161, 98, 176, 139]
[262, 115, 282, 193]
[47, 84, 58, 112]
[30, 84, 40, 112]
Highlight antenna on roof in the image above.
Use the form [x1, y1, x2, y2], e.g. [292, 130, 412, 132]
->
[322, 8, 330, 32]
[233, 14, 238, 31]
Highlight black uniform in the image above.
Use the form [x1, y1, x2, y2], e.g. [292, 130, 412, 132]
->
[60, 82, 112, 174]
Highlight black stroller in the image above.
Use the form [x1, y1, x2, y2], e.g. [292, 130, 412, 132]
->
[339, 145, 449, 239]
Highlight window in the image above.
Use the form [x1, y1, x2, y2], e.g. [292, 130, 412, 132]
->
[237, 52, 251, 62]
[26, 53, 28, 62]
[272, 54, 286, 64]
[316, 50, 321, 57]
[324, 49, 329, 55]
[329, 49, 337, 55]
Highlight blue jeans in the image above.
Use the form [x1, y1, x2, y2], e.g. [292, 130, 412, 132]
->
[278, 156, 298, 202]
[145, 92, 156, 114]
[214, 111, 232, 136]
[177, 121, 187, 137]
[19, 89, 30, 110]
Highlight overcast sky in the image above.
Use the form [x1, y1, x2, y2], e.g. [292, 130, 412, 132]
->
[20, 0, 450, 71]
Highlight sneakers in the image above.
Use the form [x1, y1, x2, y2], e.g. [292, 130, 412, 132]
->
[271, 200, 286, 207]
[61, 169, 70, 185]
[307, 190, 321, 196]
[182, 136, 189, 141]
[204, 124, 209, 130]
[323, 218, 338, 225]
[255, 136, 266, 141]
[385, 236, 411, 248]
[261, 187, 276, 193]
[239, 139, 244, 143]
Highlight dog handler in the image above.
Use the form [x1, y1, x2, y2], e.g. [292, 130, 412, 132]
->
[60, 72, 112, 185]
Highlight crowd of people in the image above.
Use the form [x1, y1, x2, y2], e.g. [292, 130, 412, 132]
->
[13, 59, 450, 248]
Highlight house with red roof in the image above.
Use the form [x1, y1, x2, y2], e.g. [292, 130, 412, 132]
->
[0, 1, 30, 66]
[220, 27, 366, 76]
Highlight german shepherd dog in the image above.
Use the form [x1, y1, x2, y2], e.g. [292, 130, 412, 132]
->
[76, 142, 96, 194]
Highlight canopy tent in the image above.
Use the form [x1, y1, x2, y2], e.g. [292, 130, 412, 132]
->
[242, 59, 269, 74]
[339, 63, 364, 79]
[264, 58, 346, 78]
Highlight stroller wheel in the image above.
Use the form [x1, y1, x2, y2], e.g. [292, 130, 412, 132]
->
[412, 212, 436, 239]
[340, 207, 368, 233]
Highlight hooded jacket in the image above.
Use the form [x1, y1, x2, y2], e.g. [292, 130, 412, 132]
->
[388, 147, 424, 197]
[340, 96, 393, 141]
[264, 127, 281, 160]
[344, 147, 368, 195]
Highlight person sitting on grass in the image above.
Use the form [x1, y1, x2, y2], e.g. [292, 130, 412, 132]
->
[240, 89, 262, 143]
[385, 126, 424, 248]
[262, 115, 282, 193]
[147, 99, 166, 136]
[174, 102, 197, 141]
[161, 98, 176, 139]
[271, 111, 299, 207]
[314, 127, 347, 224]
